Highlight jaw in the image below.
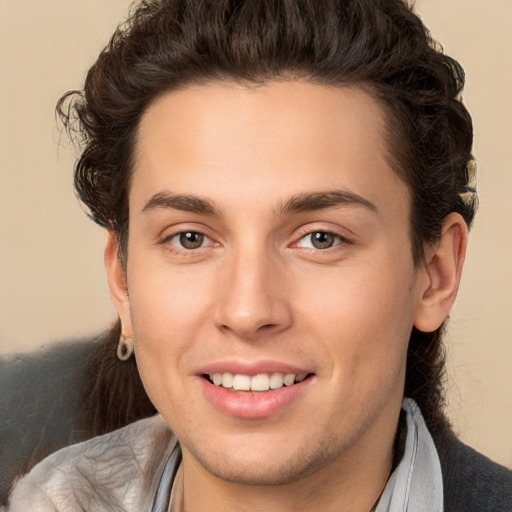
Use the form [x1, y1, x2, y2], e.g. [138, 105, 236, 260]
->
[174, 363, 405, 482]
[178, 389, 401, 512]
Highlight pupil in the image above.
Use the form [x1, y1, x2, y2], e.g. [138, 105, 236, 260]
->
[180, 232, 204, 249]
[312, 232, 334, 249]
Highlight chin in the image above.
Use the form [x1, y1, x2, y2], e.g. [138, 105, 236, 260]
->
[194, 452, 333, 486]
[182, 427, 348, 486]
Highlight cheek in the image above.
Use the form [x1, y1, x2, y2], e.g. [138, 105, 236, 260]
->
[125, 254, 227, 407]
[124, 267, 206, 396]
[127, 257, 216, 338]
[294, 257, 416, 377]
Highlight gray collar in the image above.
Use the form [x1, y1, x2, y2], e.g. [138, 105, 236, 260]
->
[151, 440, 181, 512]
[375, 398, 444, 512]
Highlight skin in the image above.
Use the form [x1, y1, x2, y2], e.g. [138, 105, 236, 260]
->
[106, 81, 467, 512]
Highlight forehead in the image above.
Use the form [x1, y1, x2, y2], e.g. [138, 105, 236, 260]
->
[131, 81, 408, 218]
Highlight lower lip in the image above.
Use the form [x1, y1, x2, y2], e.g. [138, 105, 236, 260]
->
[199, 377, 313, 419]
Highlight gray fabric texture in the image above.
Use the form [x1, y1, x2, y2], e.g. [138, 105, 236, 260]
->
[375, 398, 443, 511]
[7, 415, 175, 511]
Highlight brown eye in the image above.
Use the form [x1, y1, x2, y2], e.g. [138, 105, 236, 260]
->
[168, 231, 206, 249]
[310, 231, 337, 249]
[180, 232, 204, 249]
[295, 230, 348, 250]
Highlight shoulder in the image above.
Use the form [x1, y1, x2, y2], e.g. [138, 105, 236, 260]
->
[7, 415, 174, 512]
[435, 430, 512, 512]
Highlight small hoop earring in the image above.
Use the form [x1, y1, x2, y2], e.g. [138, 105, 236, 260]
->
[117, 334, 134, 361]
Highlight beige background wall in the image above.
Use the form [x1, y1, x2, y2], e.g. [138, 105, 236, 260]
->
[1, 0, 511, 468]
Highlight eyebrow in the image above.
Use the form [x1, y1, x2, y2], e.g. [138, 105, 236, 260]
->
[142, 192, 219, 215]
[279, 190, 378, 215]
[141, 189, 378, 217]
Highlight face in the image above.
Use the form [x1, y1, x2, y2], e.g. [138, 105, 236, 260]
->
[109, 81, 433, 486]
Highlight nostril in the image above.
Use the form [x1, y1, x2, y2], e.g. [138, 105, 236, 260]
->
[257, 323, 279, 332]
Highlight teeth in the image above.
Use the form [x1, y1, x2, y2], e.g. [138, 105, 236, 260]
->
[283, 374, 295, 386]
[232, 374, 251, 391]
[209, 372, 308, 391]
[269, 372, 284, 389]
[250, 374, 270, 391]
[221, 372, 234, 388]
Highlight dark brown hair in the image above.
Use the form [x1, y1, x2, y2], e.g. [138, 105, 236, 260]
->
[62, 0, 477, 437]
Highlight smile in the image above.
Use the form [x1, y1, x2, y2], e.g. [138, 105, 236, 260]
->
[200, 370, 315, 419]
[207, 372, 309, 392]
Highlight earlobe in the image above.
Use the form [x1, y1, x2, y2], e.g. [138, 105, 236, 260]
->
[414, 213, 468, 333]
[105, 230, 133, 336]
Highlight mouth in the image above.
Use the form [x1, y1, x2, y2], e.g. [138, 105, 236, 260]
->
[203, 372, 313, 392]
[199, 368, 315, 418]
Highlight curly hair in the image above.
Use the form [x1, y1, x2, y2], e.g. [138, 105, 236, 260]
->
[60, 0, 477, 437]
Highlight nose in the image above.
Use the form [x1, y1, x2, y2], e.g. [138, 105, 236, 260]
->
[213, 248, 293, 339]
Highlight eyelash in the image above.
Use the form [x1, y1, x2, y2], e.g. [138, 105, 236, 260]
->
[163, 228, 352, 253]
[293, 229, 353, 250]
[164, 231, 215, 251]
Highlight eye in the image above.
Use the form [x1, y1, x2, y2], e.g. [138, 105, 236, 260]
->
[296, 231, 344, 249]
[167, 231, 209, 250]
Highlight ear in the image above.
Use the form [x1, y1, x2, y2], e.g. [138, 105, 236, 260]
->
[105, 230, 133, 337]
[414, 213, 468, 333]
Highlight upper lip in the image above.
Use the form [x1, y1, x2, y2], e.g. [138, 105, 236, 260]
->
[197, 360, 313, 377]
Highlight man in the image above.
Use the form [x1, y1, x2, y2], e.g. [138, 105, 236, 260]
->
[7, 0, 512, 510]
